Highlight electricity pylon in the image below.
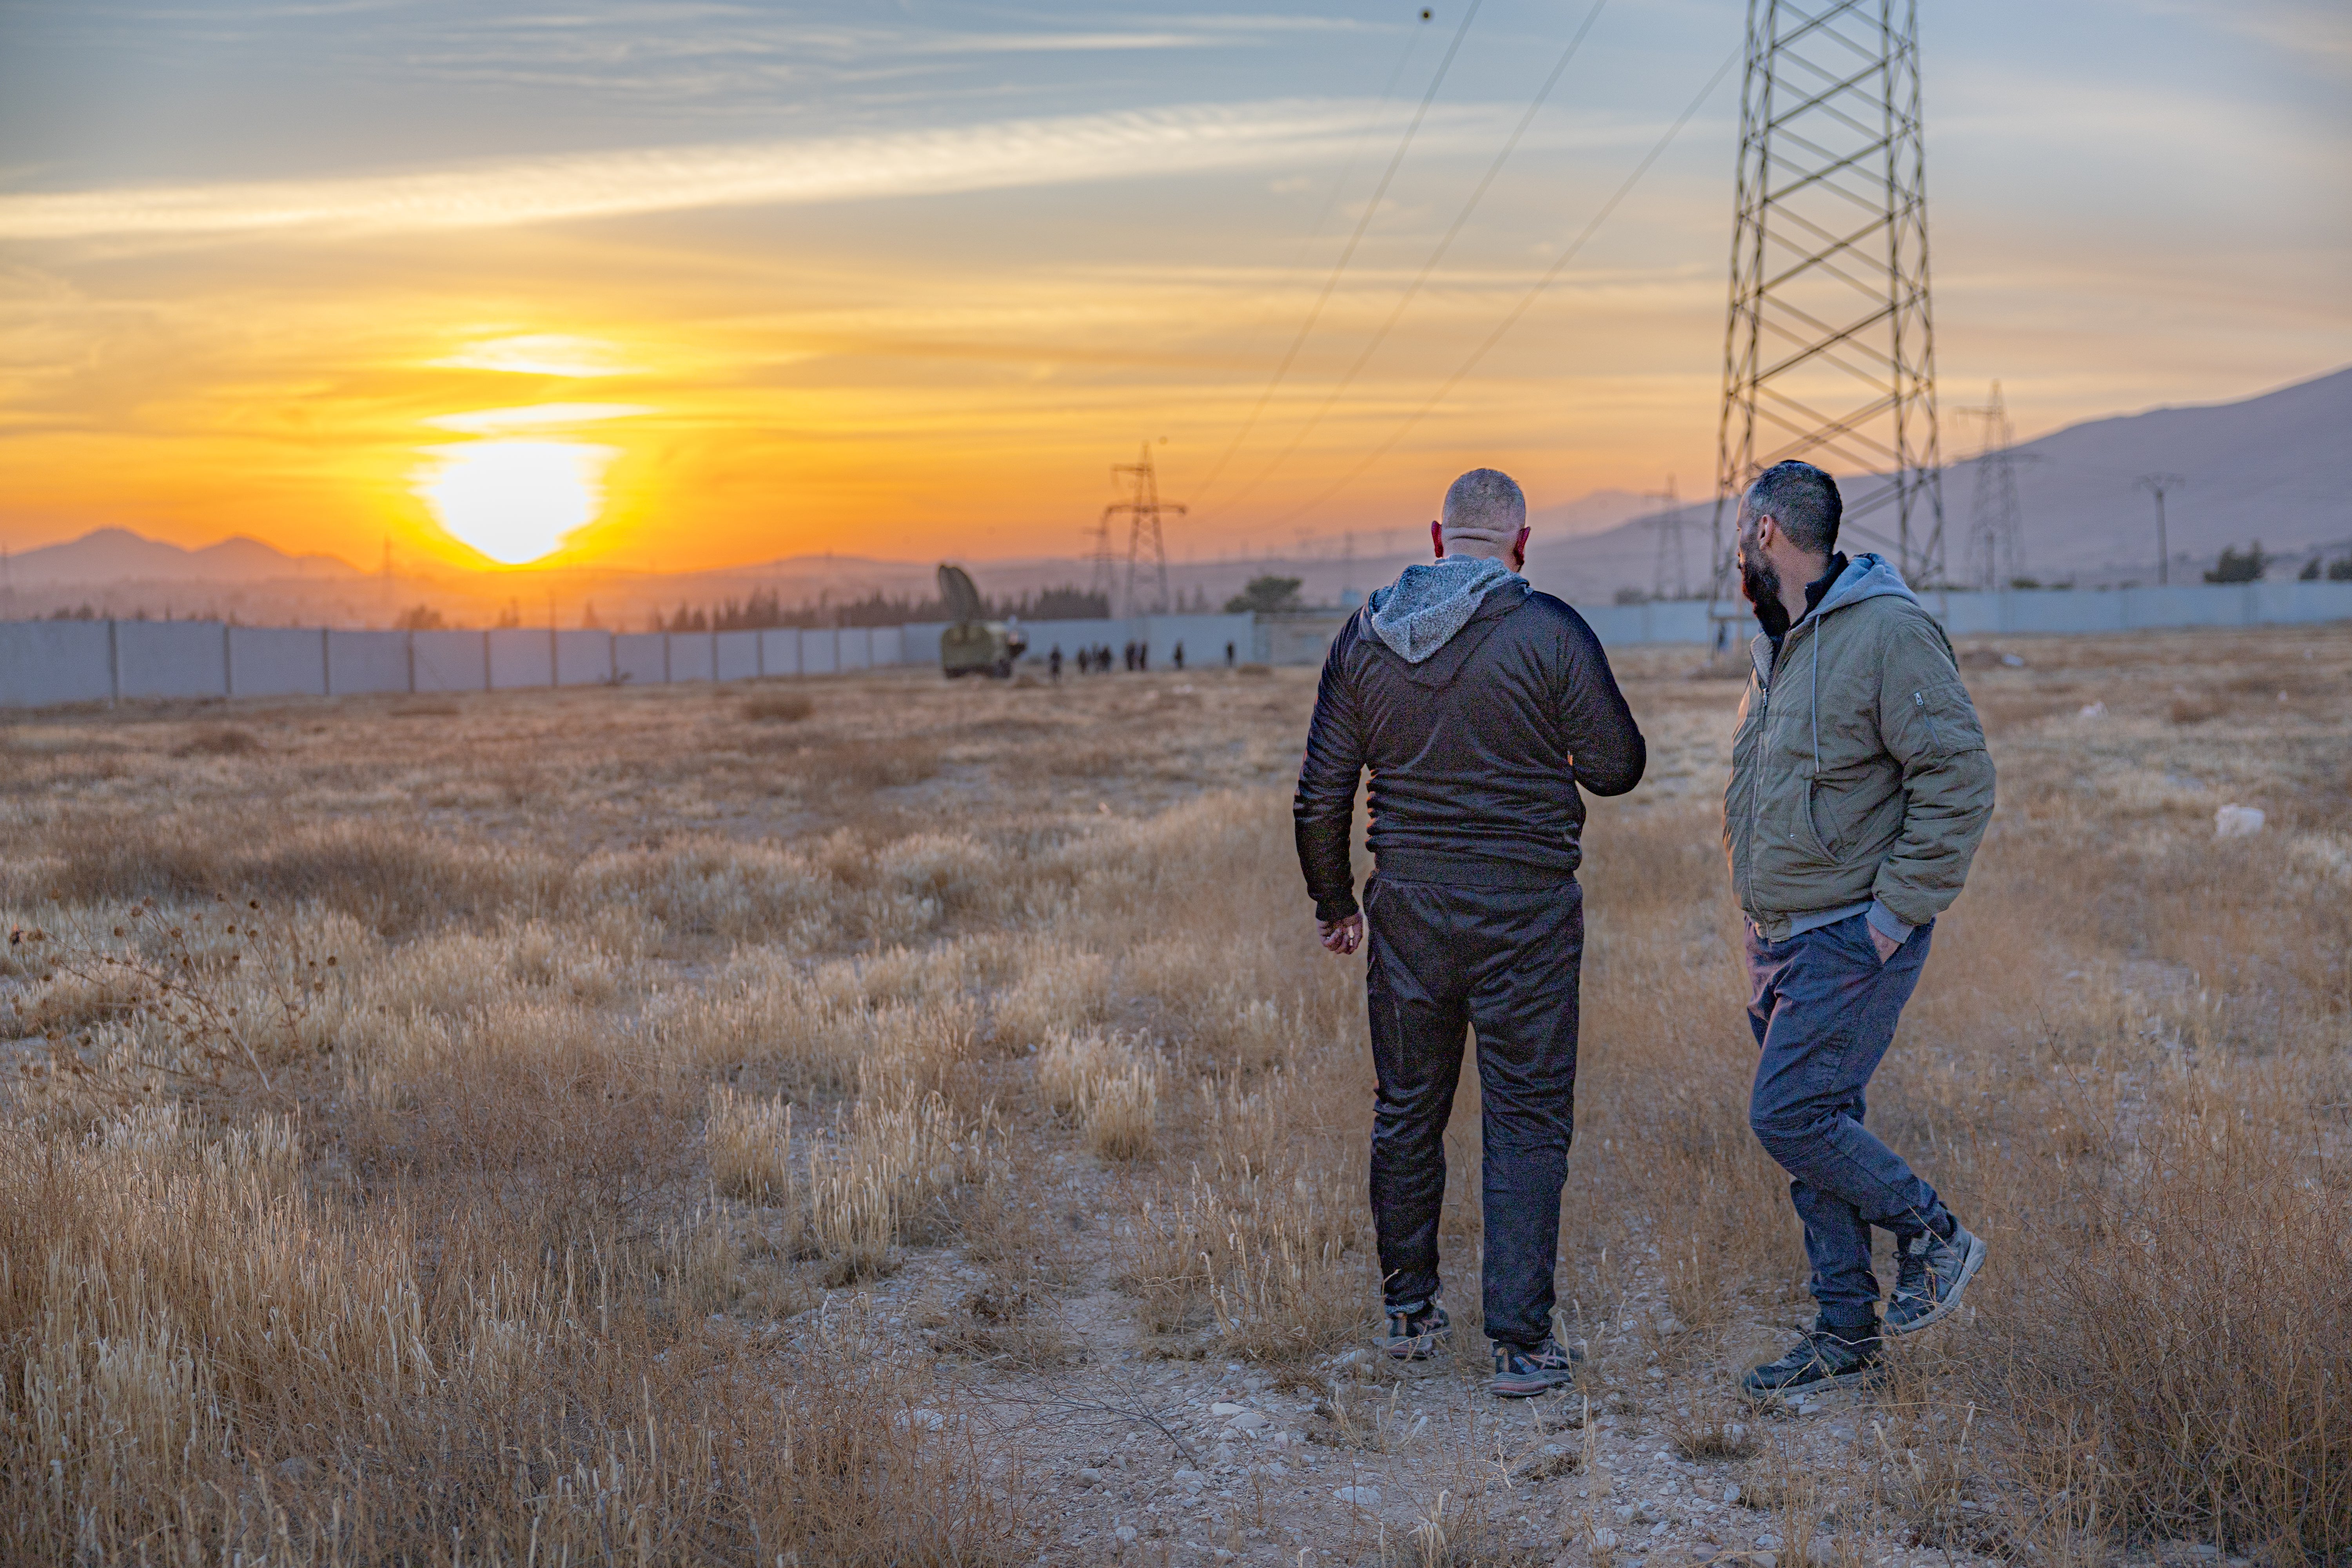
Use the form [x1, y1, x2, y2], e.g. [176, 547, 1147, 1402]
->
[1956, 381, 2026, 590]
[1643, 477, 1690, 600]
[1709, 0, 1945, 594]
[1102, 442, 1186, 616]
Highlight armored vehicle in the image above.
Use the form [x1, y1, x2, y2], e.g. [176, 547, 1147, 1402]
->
[936, 563, 1028, 679]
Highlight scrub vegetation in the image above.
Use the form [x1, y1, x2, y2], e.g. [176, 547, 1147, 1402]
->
[0, 627, 2345, 1565]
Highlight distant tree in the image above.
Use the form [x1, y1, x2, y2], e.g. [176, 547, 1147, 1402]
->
[494, 597, 523, 628]
[1225, 575, 1304, 614]
[581, 599, 603, 628]
[2204, 542, 2266, 584]
[394, 604, 446, 630]
[2330, 556, 2352, 582]
[2007, 577, 2043, 590]
[1613, 586, 1650, 606]
[1009, 585, 1109, 619]
[2300, 557, 2322, 581]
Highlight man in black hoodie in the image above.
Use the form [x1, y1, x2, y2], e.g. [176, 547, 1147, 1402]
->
[1294, 468, 1646, 1397]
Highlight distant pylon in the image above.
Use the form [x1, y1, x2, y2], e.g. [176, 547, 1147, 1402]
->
[1710, 0, 1945, 593]
[1102, 441, 1187, 616]
[1956, 381, 2026, 590]
[1643, 477, 1689, 600]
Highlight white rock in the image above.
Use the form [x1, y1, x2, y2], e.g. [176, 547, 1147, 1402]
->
[1077, 1467, 1104, 1487]
[1651, 1521, 1671, 1537]
[2001, 653, 2025, 667]
[1592, 1529, 1621, 1551]
[1724, 1482, 1742, 1504]
[1174, 1467, 1207, 1491]
[2078, 701, 2107, 719]
[1209, 1402, 1245, 1417]
[1115, 1524, 1138, 1543]
[1226, 1410, 1269, 1432]
[2216, 804, 2265, 838]
[1333, 1485, 1381, 1508]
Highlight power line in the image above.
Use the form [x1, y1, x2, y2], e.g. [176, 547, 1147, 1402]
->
[1190, 0, 1486, 505]
[1266, 44, 1742, 529]
[1211, 0, 1612, 514]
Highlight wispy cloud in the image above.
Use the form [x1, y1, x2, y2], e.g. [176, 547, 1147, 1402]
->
[423, 403, 652, 433]
[0, 100, 1486, 243]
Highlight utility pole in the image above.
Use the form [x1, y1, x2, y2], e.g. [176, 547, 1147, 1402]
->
[1643, 477, 1688, 600]
[1710, 0, 1945, 594]
[2138, 474, 2186, 586]
[1955, 382, 2028, 590]
[1100, 441, 1186, 616]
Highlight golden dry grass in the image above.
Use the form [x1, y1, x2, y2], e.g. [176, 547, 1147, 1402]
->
[0, 628, 2345, 1564]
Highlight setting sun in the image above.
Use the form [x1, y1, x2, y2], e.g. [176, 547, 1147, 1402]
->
[412, 440, 615, 565]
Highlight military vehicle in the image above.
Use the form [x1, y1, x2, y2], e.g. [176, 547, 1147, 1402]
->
[935, 562, 1029, 679]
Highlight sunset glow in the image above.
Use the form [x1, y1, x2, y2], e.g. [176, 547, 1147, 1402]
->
[0, 1, 2343, 576]
[413, 441, 616, 565]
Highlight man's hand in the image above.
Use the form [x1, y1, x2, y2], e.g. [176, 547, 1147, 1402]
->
[1319, 913, 1365, 955]
[1870, 926, 1901, 964]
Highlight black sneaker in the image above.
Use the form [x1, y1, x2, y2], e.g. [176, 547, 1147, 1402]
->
[1383, 1301, 1451, 1361]
[1739, 1325, 1882, 1401]
[1885, 1221, 1985, 1336]
[1490, 1338, 1583, 1398]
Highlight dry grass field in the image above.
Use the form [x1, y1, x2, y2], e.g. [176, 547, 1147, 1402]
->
[1, 624, 2345, 1567]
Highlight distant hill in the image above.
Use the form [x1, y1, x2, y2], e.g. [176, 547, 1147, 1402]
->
[1525, 363, 2352, 603]
[3, 527, 362, 585]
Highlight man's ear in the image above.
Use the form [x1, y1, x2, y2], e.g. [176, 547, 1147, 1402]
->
[1430, 520, 1445, 559]
[1753, 513, 1779, 552]
[1510, 526, 1530, 572]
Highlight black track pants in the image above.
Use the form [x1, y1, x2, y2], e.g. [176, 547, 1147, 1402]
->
[1363, 874, 1583, 1349]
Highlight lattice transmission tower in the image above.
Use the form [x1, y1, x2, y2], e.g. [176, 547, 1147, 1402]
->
[1100, 442, 1186, 616]
[1710, 0, 1944, 594]
[1643, 477, 1690, 601]
[1957, 381, 2025, 590]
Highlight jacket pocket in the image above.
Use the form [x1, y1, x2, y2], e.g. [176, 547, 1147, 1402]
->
[1799, 779, 1839, 860]
[1907, 682, 1987, 756]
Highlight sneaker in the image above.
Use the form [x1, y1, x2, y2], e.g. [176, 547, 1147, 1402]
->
[1383, 1301, 1451, 1361]
[1739, 1325, 1882, 1401]
[1885, 1221, 1986, 1336]
[1490, 1338, 1583, 1398]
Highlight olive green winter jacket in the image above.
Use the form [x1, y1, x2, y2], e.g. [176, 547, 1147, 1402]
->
[1723, 553, 1995, 942]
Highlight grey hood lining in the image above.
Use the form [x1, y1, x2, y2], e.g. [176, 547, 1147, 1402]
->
[1366, 556, 1526, 664]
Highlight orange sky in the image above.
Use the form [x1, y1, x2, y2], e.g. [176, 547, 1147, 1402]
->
[3, 2, 2346, 574]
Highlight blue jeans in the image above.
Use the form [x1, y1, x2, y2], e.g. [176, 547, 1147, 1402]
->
[1745, 913, 1947, 1332]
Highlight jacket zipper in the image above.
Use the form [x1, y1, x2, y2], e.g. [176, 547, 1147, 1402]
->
[1913, 690, 1942, 748]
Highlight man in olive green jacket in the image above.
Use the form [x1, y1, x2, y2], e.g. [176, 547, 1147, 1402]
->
[1722, 461, 1994, 1401]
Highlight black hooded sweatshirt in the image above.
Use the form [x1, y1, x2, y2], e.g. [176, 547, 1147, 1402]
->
[1292, 581, 1646, 922]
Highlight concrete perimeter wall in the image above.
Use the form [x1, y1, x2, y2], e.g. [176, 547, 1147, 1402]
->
[7, 586, 2346, 709]
[0, 619, 923, 711]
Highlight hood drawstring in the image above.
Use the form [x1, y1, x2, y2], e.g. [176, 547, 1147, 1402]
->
[1811, 620, 1822, 777]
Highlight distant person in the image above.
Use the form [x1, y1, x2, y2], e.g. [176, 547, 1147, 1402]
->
[1225, 640, 1236, 668]
[1294, 468, 1645, 1398]
[1138, 642, 1150, 672]
[1724, 461, 1994, 1402]
[1048, 644, 1062, 682]
[1172, 641, 1185, 672]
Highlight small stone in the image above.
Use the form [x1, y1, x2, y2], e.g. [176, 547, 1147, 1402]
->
[1657, 1317, 1684, 1335]
[1748, 1553, 1778, 1568]
[1755, 1534, 1782, 1551]
[1116, 1525, 1138, 1543]
[1226, 1410, 1269, 1432]
[1592, 1528, 1621, 1551]
[1723, 1482, 1742, 1504]
[1650, 1521, 1671, 1538]
[1333, 1485, 1381, 1508]
[1174, 1467, 1207, 1491]
[1078, 1467, 1104, 1487]
[1644, 1366, 1666, 1380]
[1210, 1402, 1245, 1417]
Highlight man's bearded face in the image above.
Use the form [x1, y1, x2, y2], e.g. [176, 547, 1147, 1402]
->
[1737, 506, 1790, 637]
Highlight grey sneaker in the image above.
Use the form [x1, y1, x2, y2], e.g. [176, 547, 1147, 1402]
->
[1739, 1325, 1882, 1401]
[1885, 1222, 1986, 1336]
[1490, 1338, 1583, 1398]
[1383, 1301, 1450, 1361]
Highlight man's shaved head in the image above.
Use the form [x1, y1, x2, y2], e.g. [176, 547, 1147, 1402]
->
[1441, 468, 1526, 555]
